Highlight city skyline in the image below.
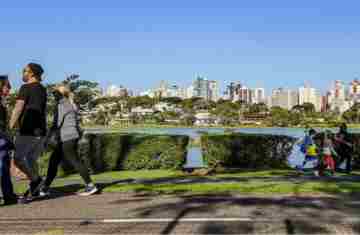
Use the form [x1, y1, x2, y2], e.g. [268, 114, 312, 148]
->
[2, 1, 360, 92]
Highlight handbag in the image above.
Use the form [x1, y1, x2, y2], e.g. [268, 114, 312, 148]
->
[45, 111, 74, 149]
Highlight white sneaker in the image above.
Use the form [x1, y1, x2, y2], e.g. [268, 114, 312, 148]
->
[79, 185, 99, 196]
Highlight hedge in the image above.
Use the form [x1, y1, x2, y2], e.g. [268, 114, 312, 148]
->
[38, 133, 189, 176]
[201, 133, 296, 169]
[201, 132, 360, 170]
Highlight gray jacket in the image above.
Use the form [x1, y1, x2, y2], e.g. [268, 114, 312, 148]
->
[57, 99, 81, 142]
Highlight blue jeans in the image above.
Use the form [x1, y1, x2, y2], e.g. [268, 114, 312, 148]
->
[1, 154, 16, 201]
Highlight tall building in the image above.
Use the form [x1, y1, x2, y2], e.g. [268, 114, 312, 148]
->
[192, 77, 219, 101]
[349, 79, 360, 102]
[224, 82, 242, 101]
[299, 85, 321, 112]
[334, 80, 346, 100]
[328, 80, 351, 113]
[252, 88, 266, 104]
[209, 80, 219, 101]
[271, 88, 298, 110]
[106, 85, 128, 97]
[321, 93, 331, 112]
[237, 86, 252, 104]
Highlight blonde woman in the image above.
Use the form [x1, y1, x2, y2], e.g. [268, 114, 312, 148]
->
[41, 85, 98, 196]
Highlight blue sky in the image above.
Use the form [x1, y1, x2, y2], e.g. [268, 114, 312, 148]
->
[1, 0, 360, 94]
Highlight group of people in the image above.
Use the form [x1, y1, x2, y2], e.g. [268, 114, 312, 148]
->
[298, 123, 353, 176]
[0, 63, 98, 206]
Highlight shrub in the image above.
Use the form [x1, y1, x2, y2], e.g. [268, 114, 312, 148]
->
[201, 133, 296, 169]
[123, 135, 189, 170]
[37, 133, 189, 176]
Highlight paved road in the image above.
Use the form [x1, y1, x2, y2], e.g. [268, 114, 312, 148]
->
[1, 193, 360, 234]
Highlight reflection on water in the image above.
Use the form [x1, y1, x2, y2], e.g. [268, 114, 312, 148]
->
[183, 147, 205, 168]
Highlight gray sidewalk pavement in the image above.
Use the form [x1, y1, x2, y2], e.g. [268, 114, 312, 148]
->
[1, 192, 360, 234]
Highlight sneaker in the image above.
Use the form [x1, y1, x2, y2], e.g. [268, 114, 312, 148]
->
[39, 186, 50, 197]
[30, 178, 43, 197]
[79, 185, 99, 196]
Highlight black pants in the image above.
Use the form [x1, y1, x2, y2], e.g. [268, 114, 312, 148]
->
[44, 139, 92, 188]
[1, 155, 16, 201]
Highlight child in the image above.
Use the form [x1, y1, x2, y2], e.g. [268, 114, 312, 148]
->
[299, 129, 319, 172]
[0, 76, 17, 205]
[321, 131, 337, 175]
[40, 85, 98, 196]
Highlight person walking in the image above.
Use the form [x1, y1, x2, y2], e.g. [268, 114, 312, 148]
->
[40, 85, 98, 196]
[10, 63, 47, 197]
[335, 123, 353, 174]
[0, 75, 17, 205]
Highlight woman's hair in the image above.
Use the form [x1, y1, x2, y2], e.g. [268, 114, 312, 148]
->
[0, 75, 11, 93]
[27, 63, 44, 81]
[55, 84, 75, 105]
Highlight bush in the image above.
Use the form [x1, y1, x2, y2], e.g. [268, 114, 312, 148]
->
[201, 133, 296, 169]
[37, 133, 189, 176]
[123, 135, 189, 170]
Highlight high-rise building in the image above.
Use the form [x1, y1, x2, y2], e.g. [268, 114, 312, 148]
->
[237, 86, 252, 104]
[299, 85, 321, 112]
[328, 80, 351, 113]
[334, 80, 346, 100]
[224, 82, 242, 101]
[252, 88, 266, 104]
[349, 79, 360, 102]
[192, 77, 219, 101]
[321, 93, 331, 112]
[186, 85, 194, 99]
[271, 88, 298, 110]
[106, 85, 128, 97]
[209, 80, 219, 101]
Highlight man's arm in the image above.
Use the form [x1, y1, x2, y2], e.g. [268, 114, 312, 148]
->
[9, 100, 25, 129]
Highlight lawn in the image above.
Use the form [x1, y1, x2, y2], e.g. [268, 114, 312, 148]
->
[13, 169, 360, 196]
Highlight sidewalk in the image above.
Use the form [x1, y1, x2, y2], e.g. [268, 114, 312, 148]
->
[1, 192, 360, 234]
[2, 171, 360, 234]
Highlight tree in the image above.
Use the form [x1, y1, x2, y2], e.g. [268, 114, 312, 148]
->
[269, 106, 290, 127]
[161, 97, 183, 106]
[343, 103, 360, 123]
[211, 100, 240, 125]
[292, 103, 315, 115]
[248, 103, 268, 114]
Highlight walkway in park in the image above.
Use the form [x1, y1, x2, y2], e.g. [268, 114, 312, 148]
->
[1, 173, 360, 234]
[1, 193, 360, 234]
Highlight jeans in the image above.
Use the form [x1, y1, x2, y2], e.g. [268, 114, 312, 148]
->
[44, 139, 92, 187]
[1, 154, 16, 201]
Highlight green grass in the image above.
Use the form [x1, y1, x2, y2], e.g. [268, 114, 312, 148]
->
[13, 169, 360, 196]
[103, 181, 360, 195]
